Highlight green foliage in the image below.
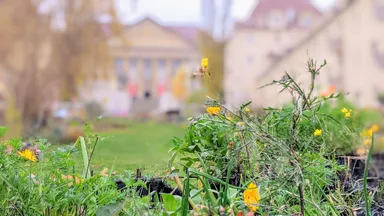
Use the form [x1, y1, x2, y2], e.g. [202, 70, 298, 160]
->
[168, 58, 383, 215]
[1, 58, 383, 215]
[161, 193, 182, 216]
[0, 131, 153, 215]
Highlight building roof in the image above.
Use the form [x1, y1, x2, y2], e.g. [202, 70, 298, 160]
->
[100, 17, 200, 47]
[124, 17, 199, 47]
[236, 0, 322, 29]
[167, 26, 199, 45]
[251, 0, 322, 17]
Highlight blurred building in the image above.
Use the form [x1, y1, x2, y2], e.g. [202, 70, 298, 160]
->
[224, 0, 324, 108]
[247, 0, 384, 108]
[80, 17, 201, 116]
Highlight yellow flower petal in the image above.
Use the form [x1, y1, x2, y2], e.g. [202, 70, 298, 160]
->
[244, 182, 260, 212]
[370, 124, 379, 133]
[18, 149, 37, 162]
[206, 106, 221, 115]
[314, 129, 322, 136]
[345, 112, 351, 118]
[341, 108, 349, 114]
[201, 58, 208, 69]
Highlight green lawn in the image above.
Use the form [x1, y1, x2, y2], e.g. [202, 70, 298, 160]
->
[82, 121, 186, 174]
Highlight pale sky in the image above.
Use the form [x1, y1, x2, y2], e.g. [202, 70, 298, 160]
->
[116, 0, 336, 25]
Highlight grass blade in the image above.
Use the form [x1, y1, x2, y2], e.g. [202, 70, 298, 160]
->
[181, 169, 190, 216]
[78, 136, 91, 178]
[363, 134, 374, 216]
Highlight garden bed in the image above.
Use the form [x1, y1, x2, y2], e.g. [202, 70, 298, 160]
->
[2, 58, 384, 215]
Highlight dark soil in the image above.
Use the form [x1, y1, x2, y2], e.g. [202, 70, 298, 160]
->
[336, 153, 384, 216]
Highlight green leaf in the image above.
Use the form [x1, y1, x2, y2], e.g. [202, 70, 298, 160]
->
[227, 188, 238, 199]
[172, 137, 182, 147]
[200, 152, 210, 158]
[96, 203, 121, 216]
[240, 101, 252, 110]
[190, 189, 204, 204]
[200, 139, 210, 146]
[188, 145, 196, 151]
[161, 193, 182, 216]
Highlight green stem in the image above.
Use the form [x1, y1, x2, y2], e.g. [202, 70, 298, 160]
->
[78, 136, 91, 179]
[363, 134, 374, 216]
[85, 136, 99, 178]
[29, 161, 32, 201]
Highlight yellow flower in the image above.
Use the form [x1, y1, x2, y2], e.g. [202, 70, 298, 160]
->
[341, 108, 349, 114]
[18, 149, 37, 162]
[363, 139, 371, 147]
[201, 58, 208, 69]
[226, 115, 232, 121]
[341, 108, 352, 118]
[244, 182, 260, 212]
[245, 107, 250, 113]
[345, 112, 351, 118]
[370, 124, 379, 133]
[206, 106, 221, 115]
[314, 129, 322, 136]
[361, 129, 373, 138]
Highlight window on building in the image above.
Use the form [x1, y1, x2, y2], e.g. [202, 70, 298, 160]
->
[129, 58, 137, 82]
[144, 59, 151, 80]
[115, 57, 123, 71]
[286, 8, 296, 22]
[171, 59, 182, 76]
[158, 59, 166, 82]
[302, 17, 312, 27]
[267, 12, 285, 29]
[114, 57, 126, 90]
[300, 14, 313, 27]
